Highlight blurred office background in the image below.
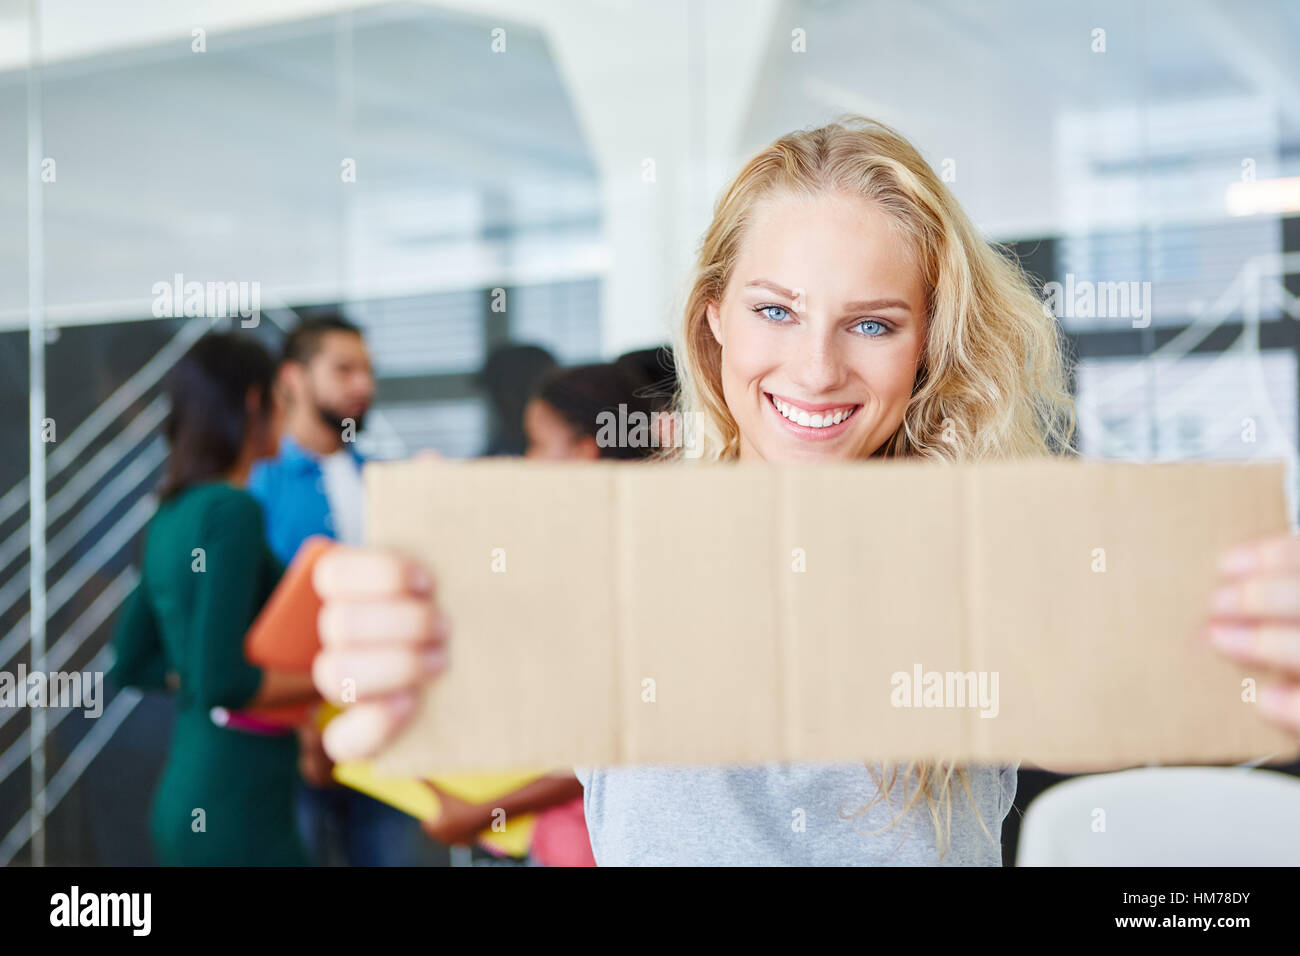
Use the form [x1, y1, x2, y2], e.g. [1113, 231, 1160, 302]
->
[1, 0, 1299, 864]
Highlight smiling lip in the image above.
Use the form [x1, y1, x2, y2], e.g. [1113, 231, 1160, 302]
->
[764, 391, 862, 441]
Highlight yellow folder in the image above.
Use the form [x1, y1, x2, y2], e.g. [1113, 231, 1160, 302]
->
[331, 762, 542, 858]
[318, 706, 543, 857]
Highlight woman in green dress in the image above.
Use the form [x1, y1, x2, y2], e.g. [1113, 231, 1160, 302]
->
[111, 332, 319, 866]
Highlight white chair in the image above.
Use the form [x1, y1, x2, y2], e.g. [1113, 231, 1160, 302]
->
[1016, 766, 1300, 865]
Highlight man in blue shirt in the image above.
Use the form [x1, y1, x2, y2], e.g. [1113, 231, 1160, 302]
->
[249, 314, 439, 866]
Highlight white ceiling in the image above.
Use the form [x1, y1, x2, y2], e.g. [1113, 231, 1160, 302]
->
[742, 0, 1300, 236]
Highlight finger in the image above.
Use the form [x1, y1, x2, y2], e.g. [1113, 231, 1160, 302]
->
[1209, 574, 1300, 621]
[318, 598, 449, 648]
[312, 645, 448, 703]
[1259, 683, 1300, 737]
[321, 693, 419, 762]
[1218, 534, 1300, 578]
[1208, 624, 1300, 676]
[313, 546, 433, 600]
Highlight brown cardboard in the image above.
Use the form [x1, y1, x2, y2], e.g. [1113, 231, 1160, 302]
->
[363, 457, 1299, 775]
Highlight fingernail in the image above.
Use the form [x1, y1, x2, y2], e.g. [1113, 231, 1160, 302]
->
[1259, 686, 1292, 720]
[388, 691, 418, 720]
[1218, 546, 1257, 575]
[434, 610, 452, 640]
[409, 566, 432, 594]
[1211, 586, 1240, 615]
[421, 647, 447, 675]
[1208, 625, 1253, 654]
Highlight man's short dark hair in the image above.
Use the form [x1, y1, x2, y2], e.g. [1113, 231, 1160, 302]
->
[282, 314, 364, 366]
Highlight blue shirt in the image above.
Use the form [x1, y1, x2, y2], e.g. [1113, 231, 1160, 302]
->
[247, 435, 365, 564]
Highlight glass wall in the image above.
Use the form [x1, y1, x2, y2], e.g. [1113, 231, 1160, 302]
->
[2, 0, 1298, 865]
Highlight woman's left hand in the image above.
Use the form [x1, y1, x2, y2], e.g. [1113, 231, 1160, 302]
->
[1208, 533, 1300, 737]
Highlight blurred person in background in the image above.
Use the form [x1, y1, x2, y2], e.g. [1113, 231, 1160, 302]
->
[477, 343, 557, 456]
[422, 357, 674, 865]
[248, 314, 438, 867]
[523, 360, 667, 461]
[110, 332, 319, 866]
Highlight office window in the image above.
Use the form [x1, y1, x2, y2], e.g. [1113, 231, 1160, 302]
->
[362, 399, 487, 461]
[350, 290, 487, 378]
[508, 279, 602, 364]
[1076, 349, 1298, 463]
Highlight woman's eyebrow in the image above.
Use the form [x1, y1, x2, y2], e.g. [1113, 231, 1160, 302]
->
[842, 297, 912, 314]
[744, 280, 913, 315]
[743, 279, 799, 299]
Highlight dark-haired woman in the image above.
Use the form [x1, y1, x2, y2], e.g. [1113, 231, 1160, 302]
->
[523, 361, 669, 461]
[110, 332, 318, 866]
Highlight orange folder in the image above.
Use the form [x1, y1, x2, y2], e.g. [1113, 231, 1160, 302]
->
[241, 535, 336, 726]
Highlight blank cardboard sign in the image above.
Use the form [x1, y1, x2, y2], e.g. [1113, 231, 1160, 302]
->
[363, 458, 1298, 776]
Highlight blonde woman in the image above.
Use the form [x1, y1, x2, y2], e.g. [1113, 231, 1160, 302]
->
[308, 117, 1300, 865]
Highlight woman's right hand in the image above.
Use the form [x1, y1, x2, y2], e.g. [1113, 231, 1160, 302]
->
[311, 546, 450, 762]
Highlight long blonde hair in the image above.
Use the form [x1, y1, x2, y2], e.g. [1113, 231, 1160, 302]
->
[669, 116, 1078, 857]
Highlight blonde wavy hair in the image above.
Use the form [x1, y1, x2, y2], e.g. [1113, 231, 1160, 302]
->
[667, 116, 1078, 858]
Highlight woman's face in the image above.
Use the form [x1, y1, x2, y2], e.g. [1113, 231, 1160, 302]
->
[523, 398, 600, 460]
[706, 191, 927, 462]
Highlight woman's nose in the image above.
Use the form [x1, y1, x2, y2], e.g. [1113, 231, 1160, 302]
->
[788, 327, 847, 394]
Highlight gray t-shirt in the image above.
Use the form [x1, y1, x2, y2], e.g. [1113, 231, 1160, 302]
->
[574, 761, 1017, 866]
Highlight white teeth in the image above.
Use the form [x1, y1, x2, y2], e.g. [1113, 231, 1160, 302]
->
[770, 396, 857, 428]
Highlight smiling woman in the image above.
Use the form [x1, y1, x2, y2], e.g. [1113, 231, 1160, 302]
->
[622, 116, 1081, 861]
[679, 116, 1077, 466]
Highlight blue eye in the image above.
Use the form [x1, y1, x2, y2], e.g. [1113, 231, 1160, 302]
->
[854, 319, 890, 337]
[757, 305, 791, 322]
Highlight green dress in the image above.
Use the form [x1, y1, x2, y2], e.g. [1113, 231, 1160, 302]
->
[110, 481, 307, 866]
